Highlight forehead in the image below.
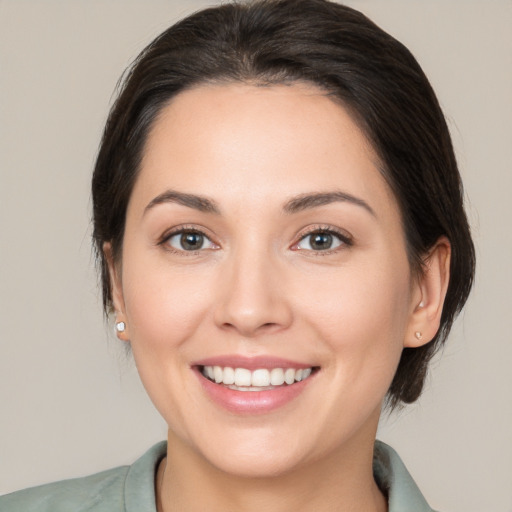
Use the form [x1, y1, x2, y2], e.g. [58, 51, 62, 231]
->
[132, 83, 397, 218]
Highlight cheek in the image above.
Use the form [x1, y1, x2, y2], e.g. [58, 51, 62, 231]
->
[118, 252, 216, 433]
[121, 254, 214, 349]
[297, 256, 411, 378]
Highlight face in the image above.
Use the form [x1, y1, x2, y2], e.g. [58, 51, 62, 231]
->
[111, 83, 424, 477]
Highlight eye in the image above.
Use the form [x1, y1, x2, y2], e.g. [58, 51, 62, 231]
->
[294, 229, 350, 252]
[165, 230, 217, 252]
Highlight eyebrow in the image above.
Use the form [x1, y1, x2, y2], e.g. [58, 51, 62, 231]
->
[283, 191, 375, 217]
[144, 190, 221, 215]
[143, 189, 375, 217]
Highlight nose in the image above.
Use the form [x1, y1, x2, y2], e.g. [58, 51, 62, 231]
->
[213, 246, 293, 338]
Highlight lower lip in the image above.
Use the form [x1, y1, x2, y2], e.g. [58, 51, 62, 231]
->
[194, 368, 315, 414]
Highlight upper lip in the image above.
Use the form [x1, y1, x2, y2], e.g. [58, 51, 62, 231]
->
[192, 355, 316, 371]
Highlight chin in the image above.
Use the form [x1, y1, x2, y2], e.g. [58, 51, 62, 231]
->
[184, 422, 319, 479]
[205, 447, 307, 479]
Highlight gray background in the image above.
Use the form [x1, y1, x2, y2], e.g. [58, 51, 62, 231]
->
[1, 1, 511, 510]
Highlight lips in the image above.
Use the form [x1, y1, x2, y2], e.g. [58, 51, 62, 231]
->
[193, 356, 318, 413]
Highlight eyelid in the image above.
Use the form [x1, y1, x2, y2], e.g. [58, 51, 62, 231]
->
[158, 224, 219, 252]
[291, 225, 353, 252]
[157, 223, 352, 254]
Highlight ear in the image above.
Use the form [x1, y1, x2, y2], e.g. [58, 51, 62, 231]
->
[103, 242, 130, 342]
[405, 236, 451, 348]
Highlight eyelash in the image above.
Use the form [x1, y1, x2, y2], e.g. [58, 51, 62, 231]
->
[159, 225, 218, 255]
[292, 225, 353, 255]
[158, 224, 353, 255]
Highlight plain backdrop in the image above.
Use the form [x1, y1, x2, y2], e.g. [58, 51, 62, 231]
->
[1, 1, 511, 510]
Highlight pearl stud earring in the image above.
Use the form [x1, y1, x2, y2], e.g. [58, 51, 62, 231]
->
[414, 331, 423, 340]
[115, 321, 126, 333]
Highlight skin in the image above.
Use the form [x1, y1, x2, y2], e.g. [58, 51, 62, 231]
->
[107, 83, 450, 512]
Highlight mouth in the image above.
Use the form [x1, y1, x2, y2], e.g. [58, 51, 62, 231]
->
[193, 356, 320, 413]
[199, 365, 318, 391]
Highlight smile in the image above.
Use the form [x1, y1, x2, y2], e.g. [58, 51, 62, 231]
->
[201, 366, 314, 391]
[194, 356, 319, 413]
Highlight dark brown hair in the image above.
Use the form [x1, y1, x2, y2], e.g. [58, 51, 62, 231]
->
[92, 0, 475, 408]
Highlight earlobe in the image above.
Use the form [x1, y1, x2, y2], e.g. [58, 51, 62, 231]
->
[103, 242, 130, 342]
[405, 237, 451, 348]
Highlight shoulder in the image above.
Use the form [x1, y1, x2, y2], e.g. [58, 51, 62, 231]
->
[374, 440, 440, 512]
[0, 466, 129, 512]
[0, 442, 167, 512]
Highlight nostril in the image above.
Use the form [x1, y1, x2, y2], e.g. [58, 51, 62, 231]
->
[220, 320, 281, 336]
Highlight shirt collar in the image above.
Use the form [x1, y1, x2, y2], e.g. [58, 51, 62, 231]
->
[124, 440, 436, 512]
[374, 440, 436, 512]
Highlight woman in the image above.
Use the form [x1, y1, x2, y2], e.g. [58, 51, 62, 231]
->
[1, 0, 475, 510]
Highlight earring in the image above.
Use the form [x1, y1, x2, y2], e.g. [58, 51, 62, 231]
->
[115, 321, 126, 333]
[414, 331, 423, 340]
[418, 301, 425, 308]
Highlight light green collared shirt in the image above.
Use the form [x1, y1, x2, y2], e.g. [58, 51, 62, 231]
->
[0, 441, 437, 511]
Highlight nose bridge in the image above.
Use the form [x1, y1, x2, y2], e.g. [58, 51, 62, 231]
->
[214, 236, 292, 336]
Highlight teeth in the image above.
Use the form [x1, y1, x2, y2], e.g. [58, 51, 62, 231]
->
[202, 365, 315, 388]
[234, 368, 252, 386]
[214, 366, 223, 383]
[223, 366, 235, 385]
[284, 368, 295, 385]
[270, 368, 285, 386]
[252, 369, 270, 386]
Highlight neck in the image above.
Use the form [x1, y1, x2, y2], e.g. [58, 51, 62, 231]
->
[157, 428, 387, 512]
